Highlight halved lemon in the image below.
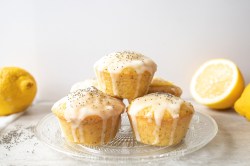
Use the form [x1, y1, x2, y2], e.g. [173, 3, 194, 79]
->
[190, 59, 245, 109]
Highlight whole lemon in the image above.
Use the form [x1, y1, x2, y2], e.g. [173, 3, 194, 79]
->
[234, 84, 250, 121]
[0, 67, 37, 116]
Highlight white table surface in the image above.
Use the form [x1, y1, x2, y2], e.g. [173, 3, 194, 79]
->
[0, 101, 250, 166]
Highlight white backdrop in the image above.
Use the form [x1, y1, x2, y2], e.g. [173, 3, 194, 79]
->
[1, 0, 250, 102]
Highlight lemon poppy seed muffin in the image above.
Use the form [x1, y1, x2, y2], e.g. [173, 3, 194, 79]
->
[127, 93, 194, 146]
[148, 77, 182, 97]
[52, 86, 125, 145]
[94, 51, 157, 100]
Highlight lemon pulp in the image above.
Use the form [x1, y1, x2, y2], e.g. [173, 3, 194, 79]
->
[190, 59, 245, 109]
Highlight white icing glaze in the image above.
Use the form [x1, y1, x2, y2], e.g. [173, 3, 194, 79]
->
[52, 96, 67, 111]
[52, 86, 125, 144]
[79, 125, 85, 142]
[94, 51, 157, 74]
[70, 123, 79, 142]
[94, 51, 157, 97]
[152, 126, 160, 144]
[169, 118, 178, 145]
[110, 116, 116, 138]
[128, 93, 184, 145]
[95, 68, 106, 91]
[70, 79, 99, 92]
[58, 119, 66, 138]
[110, 73, 119, 95]
[131, 116, 140, 141]
[133, 74, 142, 98]
[101, 120, 107, 144]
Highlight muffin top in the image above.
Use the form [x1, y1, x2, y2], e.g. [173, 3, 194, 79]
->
[70, 79, 99, 93]
[94, 51, 157, 74]
[128, 92, 194, 120]
[52, 86, 125, 123]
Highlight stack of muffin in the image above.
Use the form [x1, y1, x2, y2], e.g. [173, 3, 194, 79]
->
[52, 51, 194, 146]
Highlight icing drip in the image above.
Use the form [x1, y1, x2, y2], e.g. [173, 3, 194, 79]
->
[79, 125, 85, 142]
[152, 126, 160, 144]
[169, 118, 178, 145]
[98, 69, 106, 91]
[133, 74, 142, 98]
[110, 73, 119, 95]
[131, 116, 140, 141]
[128, 93, 184, 144]
[70, 123, 79, 142]
[110, 116, 116, 138]
[58, 120, 66, 139]
[101, 120, 107, 145]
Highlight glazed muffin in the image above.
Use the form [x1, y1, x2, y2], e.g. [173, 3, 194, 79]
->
[70, 78, 99, 92]
[127, 93, 194, 146]
[94, 51, 157, 100]
[52, 86, 125, 146]
[148, 77, 182, 97]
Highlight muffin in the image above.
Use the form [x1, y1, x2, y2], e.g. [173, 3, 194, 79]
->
[127, 93, 194, 146]
[52, 86, 125, 145]
[94, 51, 157, 100]
[148, 77, 182, 97]
[70, 78, 99, 92]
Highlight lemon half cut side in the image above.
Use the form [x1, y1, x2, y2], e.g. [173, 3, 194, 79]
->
[190, 59, 245, 109]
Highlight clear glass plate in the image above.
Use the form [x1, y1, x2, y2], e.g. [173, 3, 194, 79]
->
[35, 111, 218, 164]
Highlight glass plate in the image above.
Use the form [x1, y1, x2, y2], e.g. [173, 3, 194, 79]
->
[35, 111, 218, 164]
